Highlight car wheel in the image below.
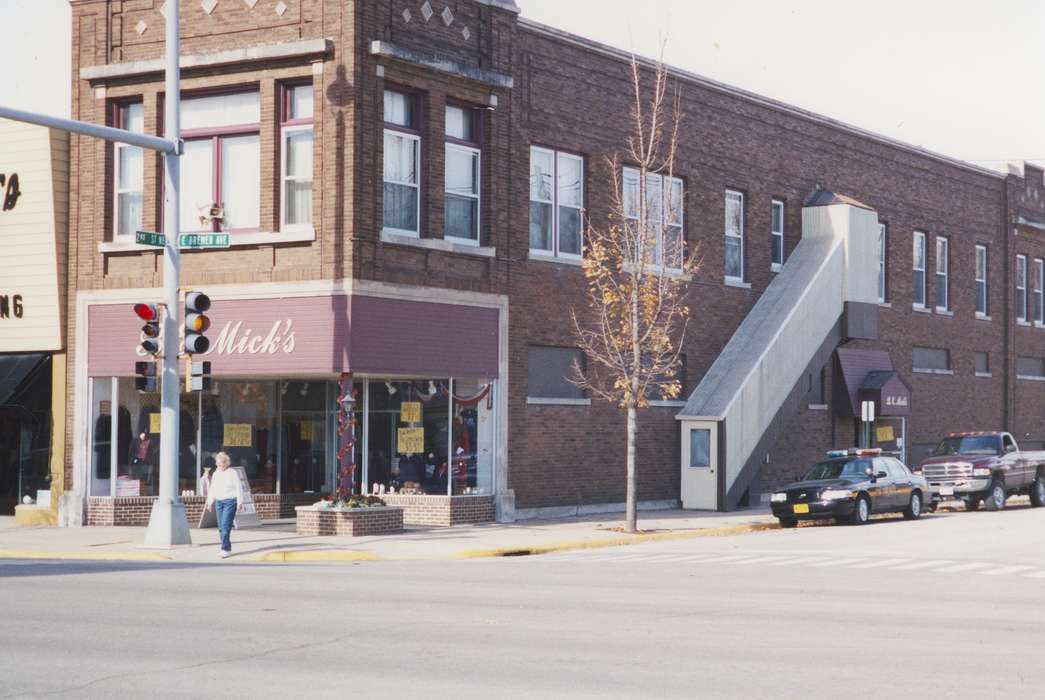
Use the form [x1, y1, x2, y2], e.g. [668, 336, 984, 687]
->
[903, 491, 923, 520]
[966, 497, 981, 512]
[778, 517, 798, 529]
[1031, 474, 1045, 508]
[850, 495, 870, 525]
[984, 477, 1006, 512]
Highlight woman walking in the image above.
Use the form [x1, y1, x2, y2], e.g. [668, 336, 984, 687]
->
[205, 452, 244, 558]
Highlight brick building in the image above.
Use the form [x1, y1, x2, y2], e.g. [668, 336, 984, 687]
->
[61, 0, 1044, 525]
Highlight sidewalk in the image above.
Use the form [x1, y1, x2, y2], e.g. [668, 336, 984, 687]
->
[0, 508, 778, 564]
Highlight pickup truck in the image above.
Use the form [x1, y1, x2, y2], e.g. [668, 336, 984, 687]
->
[915, 432, 1045, 511]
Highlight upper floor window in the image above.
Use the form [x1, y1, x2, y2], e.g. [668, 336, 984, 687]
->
[444, 104, 480, 243]
[1035, 258, 1044, 325]
[623, 168, 684, 269]
[179, 91, 260, 233]
[877, 223, 888, 303]
[975, 244, 988, 316]
[912, 231, 926, 308]
[724, 190, 744, 281]
[935, 235, 949, 312]
[1017, 254, 1028, 323]
[912, 346, 951, 374]
[529, 147, 584, 259]
[383, 89, 420, 236]
[770, 199, 785, 271]
[114, 102, 144, 241]
[281, 84, 313, 230]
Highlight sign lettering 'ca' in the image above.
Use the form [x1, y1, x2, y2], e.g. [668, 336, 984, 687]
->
[0, 172, 21, 211]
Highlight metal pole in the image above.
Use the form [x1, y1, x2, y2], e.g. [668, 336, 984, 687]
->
[0, 105, 177, 153]
[144, 0, 191, 547]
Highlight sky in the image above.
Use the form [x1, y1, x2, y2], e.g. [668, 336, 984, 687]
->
[0, 0, 1041, 173]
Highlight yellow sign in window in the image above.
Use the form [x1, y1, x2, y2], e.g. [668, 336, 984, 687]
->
[224, 423, 252, 447]
[876, 425, 895, 443]
[149, 412, 161, 434]
[398, 427, 424, 454]
[400, 401, 422, 423]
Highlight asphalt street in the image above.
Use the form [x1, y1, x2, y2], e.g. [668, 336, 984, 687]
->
[3, 505, 1045, 700]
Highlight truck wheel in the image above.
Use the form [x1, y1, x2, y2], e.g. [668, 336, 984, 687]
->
[984, 478, 1006, 512]
[903, 491, 923, 520]
[850, 495, 871, 525]
[966, 497, 980, 512]
[778, 517, 798, 529]
[1031, 474, 1045, 508]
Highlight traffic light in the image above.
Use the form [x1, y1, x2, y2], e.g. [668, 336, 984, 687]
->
[184, 291, 211, 354]
[135, 360, 157, 393]
[133, 303, 161, 355]
[185, 359, 212, 392]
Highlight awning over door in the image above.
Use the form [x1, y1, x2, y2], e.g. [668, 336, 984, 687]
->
[0, 353, 47, 406]
[836, 348, 911, 417]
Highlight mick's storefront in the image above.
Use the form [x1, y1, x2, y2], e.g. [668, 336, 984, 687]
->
[68, 280, 510, 527]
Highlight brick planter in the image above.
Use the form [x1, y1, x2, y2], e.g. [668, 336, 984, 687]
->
[86, 493, 318, 527]
[378, 494, 495, 527]
[295, 506, 404, 536]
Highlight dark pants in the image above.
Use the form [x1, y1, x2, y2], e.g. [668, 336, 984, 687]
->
[215, 498, 237, 552]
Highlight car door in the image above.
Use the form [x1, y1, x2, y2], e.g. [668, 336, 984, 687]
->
[1000, 434, 1027, 487]
[887, 458, 914, 509]
[871, 457, 899, 510]
[860, 458, 888, 512]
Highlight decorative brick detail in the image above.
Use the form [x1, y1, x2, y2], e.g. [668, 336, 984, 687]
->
[86, 494, 318, 526]
[379, 494, 495, 526]
[295, 506, 404, 536]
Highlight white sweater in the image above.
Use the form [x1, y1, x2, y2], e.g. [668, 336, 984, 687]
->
[206, 468, 244, 506]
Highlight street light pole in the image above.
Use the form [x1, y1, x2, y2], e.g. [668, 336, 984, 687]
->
[144, 0, 191, 547]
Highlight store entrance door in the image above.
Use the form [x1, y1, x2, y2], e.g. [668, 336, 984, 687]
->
[872, 416, 906, 465]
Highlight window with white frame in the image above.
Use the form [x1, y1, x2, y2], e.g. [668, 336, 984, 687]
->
[281, 84, 313, 230]
[444, 104, 480, 243]
[771, 199, 784, 270]
[725, 190, 744, 280]
[1016, 254, 1028, 323]
[1035, 258, 1044, 324]
[528, 147, 584, 259]
[383, 90, 420, 236]
[975, 244, 988, 316]
[935, 235, 949, 311]
[622, 167, 684, 269]
[114, 102, 144, 240]
[178, 91, 260, 233]
[912, 231, 926, 308]
[877, 223, 888, 303]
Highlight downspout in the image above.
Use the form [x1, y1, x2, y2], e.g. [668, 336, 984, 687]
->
[1003, 176, 1013, 431]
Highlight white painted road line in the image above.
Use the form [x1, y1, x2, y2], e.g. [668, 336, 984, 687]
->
[810, 558, 867, 568]
[979, 565, 1036, 577]
[849, 558, 910, 569]
[935, 562, 992, 574]
[890, 560, 954, 571]
[1022, 571, 1045, 579]
[766, 557, 826, 566]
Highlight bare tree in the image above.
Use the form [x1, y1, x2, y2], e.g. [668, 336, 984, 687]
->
[571, 51, 698, 533]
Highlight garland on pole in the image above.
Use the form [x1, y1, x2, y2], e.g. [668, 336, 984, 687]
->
[335, 373, 357, 500]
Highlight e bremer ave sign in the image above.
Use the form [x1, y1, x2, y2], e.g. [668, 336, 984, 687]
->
[0, 120, 67, 352]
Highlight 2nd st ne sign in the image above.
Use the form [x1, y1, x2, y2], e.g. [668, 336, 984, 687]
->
[135, 231, 231, 249]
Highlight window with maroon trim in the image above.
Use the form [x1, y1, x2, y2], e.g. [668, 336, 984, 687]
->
[178, 91, 260, 233]
[113, 101, 144, 241]
[281, 83, 314, 229]
[383, 89, 421, 236]
[444, 104, 480, 243]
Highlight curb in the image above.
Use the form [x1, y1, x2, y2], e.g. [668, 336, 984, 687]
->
[0, 549, 172, 562]
[253, 550, 382, 562]
[451, 521, 779, 559]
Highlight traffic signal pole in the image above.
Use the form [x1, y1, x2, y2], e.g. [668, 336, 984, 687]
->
[0, 0, 189, 545]
[144, 0, 191, 547]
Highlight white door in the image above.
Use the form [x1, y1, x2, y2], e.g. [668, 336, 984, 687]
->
[681, 422, 718, 510]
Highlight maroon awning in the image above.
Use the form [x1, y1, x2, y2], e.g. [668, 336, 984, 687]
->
[835, 348, 911, 417]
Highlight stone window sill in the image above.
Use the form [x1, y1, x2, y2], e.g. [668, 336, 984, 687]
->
[770, 263, 782, 273]
[975, 372, 993, 378]
[380, 230, 495, 258]
[807, 403, 829, 411]
[975, 313, 992, 322]
[935, 308, 954, 316]
[649, 400, 686, 407]
[724, 277, 751, 289]
[99, 228, 316, 253]
[912, 304, 931, 314]
[1018, 320, 1032, 327]
[912, 368, 954, 375]
[526, 397, 591, 406]
[878, 302, 892, 308]
[528, 249, 583, 266]
[1017, 375, 1045, 382]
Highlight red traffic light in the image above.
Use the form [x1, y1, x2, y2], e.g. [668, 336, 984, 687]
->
[133, 303, 158, 321]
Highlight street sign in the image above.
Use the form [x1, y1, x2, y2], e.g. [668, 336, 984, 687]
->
[136, 230, 166, 247]
[180, 233, 230, 249]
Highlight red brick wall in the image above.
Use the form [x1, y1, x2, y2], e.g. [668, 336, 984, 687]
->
[295, 506, 404, 536]
[85, 494, 316, 526]
[380, 494, 495, 526]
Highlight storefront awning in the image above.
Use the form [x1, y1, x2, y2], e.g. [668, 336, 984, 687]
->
[836, 348, 911, 417]
[0, 353, 47, 406]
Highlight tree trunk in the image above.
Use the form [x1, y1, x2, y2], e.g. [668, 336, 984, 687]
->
[625, 402, 637, 533]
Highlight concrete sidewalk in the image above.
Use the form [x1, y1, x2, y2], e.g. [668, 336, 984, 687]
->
[0, 508, 778, 563]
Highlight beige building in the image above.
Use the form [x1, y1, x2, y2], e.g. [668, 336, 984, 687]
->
[0, 120, 69, 523]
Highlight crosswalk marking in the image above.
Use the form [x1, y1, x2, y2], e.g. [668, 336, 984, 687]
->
[810, 558, 867, 568]
[890, 560, 953, 571]
[765, 556, 825, 566]
[936, 562, 992, 574]
[850, 558, 910, 569]
[1022, 571, 1045, 579]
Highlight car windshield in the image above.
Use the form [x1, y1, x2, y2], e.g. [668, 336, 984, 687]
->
[802, 459, 868, 481]
[932, 436, 999, 457]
